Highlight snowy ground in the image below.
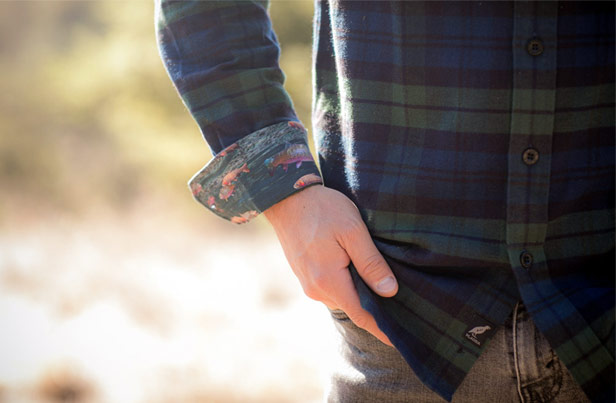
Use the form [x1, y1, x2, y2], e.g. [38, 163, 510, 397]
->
[0, 204, 338, 403]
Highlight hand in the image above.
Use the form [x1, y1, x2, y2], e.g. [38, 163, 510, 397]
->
[264, 185, 398, 346]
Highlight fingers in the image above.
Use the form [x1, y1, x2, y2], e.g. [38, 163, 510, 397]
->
[331, 268, 393, 346]
[265, 185, 395, 346]
[301, 260, 393, 346]
[338, 221, 398, 298]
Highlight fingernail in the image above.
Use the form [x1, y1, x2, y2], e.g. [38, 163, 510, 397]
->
[376, 276, 396, 293]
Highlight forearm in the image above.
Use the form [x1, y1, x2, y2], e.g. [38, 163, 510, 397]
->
[155, 0, 297, 154]
[156, 0, 322, 223]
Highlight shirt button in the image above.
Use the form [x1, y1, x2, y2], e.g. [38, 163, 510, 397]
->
[522, 147, 540, 166]
[520, 251, 533, 269]
[527, 39, 544, 56]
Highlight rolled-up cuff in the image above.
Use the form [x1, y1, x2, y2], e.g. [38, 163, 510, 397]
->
[188, 121, 323, 224]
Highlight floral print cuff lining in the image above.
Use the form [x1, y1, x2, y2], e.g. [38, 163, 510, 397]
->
[188, 121, 323, 224]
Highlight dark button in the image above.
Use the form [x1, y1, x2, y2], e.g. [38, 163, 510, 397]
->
[520, 251, 533, 269]
[522, 147, 540, 166]
[527, 39, 544, 56]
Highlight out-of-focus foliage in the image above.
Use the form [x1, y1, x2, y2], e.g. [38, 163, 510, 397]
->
[0, 4, 333, 402]
[0, 1, 314, 221]
[270, 0, 314, 123]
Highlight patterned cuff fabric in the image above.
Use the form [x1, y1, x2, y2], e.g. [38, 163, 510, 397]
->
[189, 121, 323, 224]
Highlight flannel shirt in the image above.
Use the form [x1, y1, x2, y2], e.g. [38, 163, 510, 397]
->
[156, 1, 615, 401]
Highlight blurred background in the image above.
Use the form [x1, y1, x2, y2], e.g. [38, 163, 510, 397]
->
[0, 2, 338, 402]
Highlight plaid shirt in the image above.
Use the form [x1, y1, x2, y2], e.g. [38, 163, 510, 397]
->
[156, 1, 615, 401]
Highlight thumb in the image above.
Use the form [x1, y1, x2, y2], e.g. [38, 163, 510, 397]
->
[339, 222, 398, 297]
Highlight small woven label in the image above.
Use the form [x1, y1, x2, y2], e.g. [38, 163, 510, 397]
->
[463, 321, 497, 347]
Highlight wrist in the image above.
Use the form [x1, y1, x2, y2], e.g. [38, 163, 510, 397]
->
[264, 184, 323, 223]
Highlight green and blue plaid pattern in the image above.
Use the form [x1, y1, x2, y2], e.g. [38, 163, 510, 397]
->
[157, 1, 614, 401]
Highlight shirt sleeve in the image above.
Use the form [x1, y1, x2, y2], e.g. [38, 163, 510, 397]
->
[155, 0, 322, 223]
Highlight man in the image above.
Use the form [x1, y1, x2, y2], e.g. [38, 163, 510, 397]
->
[156, 1, 614, 401]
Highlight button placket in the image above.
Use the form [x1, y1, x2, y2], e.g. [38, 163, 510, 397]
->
[506, 2, 557, 276]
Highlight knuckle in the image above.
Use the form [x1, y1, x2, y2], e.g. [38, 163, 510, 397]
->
[359, 254, 387, 279]
[310, 271, 330, 291]
[338, 218, 364, 241]
[302, 271, 330, 301]
[302, 284, 320, 301]
[345, 307, 370, 329]
[351, 314, 370, 330]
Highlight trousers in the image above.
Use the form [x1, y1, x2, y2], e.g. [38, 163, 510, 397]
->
[327, 302, 591, 403]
